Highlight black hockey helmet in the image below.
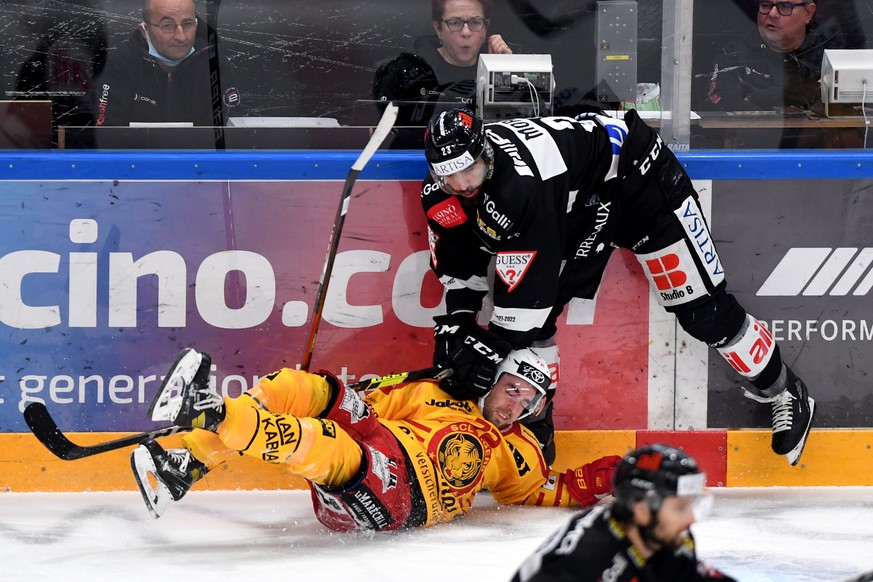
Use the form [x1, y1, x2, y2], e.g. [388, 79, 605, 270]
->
[611, 444, 706, 520]
[372, 52, 438, 102]
[424, 107, 489, 177]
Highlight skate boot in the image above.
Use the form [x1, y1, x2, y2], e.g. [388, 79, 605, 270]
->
[148, 348, 225, 431]
[131, 439, 208, 518]
[743, 366, 815, 466]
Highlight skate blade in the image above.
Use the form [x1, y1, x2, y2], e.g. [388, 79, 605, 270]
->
[786, 397, 816, 467]
[131, 445, 173, 519]
[147, 349, 203, 422]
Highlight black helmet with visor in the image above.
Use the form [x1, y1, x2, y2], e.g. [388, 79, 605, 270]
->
[424, 108, 493, 194]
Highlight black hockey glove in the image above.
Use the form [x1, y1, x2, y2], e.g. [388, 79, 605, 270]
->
[433, 313, 476, 367]
[432, 315, 511, 399]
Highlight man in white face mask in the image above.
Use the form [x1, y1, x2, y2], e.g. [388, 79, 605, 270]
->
[93, 0, 242, 127]
[140, 0, 198, 67]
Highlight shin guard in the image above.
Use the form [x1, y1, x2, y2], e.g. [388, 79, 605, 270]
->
[716, 314, 777, 381]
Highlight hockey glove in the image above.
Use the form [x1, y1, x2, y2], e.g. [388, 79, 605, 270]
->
[433, 315, 511, 399]
[563, 455, 622, 507]
[432, 313, 477, 367]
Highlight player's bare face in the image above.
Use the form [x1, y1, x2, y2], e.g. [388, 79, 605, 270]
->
[443, 157, 488, 199]
[144, 0, 197, 61]
[757, 2, 813, 52]
[649, 496, 697, 549]
[482, 374, 539, 430]
[435, 0, 488, 67]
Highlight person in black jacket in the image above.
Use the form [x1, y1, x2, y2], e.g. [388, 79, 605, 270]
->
[93, 0, 241, 127]
[702, 1, 830, 111]
[511, 444, 737, 582]
[697, 0, 860, 147]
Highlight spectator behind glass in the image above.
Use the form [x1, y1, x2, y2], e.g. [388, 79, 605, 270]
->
[93, 0, 242, 127]
[701, 0, 837, 112]
[697, 0, 861, 147]
[412, 0, 513, 106]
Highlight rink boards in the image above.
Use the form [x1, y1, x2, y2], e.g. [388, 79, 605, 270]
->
[1, 150, 872, 490]
[4, 428, 873, 491]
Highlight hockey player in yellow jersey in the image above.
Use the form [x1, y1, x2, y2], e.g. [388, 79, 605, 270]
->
[131, 347, 621, 531]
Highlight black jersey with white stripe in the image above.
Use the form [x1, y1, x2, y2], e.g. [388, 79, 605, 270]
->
[420, 115, 618, 346]
[511, 504, 738, 582]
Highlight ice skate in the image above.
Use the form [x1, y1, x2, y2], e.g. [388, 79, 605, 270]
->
[744, 366, 815, 466]
[130, 439, 207, 518]
[148, 348, 225, 431]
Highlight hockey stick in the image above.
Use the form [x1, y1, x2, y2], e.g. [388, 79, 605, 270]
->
[300, 101, 399, 371]
[23, 361, 446, 461]
[351, 365, 452, 392]
[23, 402, 193, 461]
[841, 570, 873, 582]
[204, 0, 225, 149]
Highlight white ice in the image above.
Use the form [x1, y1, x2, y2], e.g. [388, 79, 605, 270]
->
[1, 487, 871, 582]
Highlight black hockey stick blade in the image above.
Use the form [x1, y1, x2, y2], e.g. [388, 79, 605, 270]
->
[23, 402, 192, 461]
[350, 366, 453, 392]
[841, 570, 873, 582]
[301, 102, 399, 371]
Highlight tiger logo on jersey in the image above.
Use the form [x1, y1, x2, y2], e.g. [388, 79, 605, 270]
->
[436, 433, 484, 490]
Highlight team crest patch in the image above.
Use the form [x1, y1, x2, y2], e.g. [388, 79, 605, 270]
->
[427, 198, 468, 228]
[495, 251, 536, 292]
[436, 432, 484, 491]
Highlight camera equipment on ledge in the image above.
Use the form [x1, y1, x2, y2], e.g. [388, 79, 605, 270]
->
[475, 54, 554, 121]
[821, 49, 873, 118]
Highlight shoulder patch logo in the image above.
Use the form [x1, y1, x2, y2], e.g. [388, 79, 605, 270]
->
[495, 251, 536, 292]
[427, 198, 468, 228]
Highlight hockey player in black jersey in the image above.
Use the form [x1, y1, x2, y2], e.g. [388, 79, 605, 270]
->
[419, 107, 814, 466]
[510, 444, 737, 582]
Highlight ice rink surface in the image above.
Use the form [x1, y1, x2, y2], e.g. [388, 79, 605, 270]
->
[1, 487, 871, 582]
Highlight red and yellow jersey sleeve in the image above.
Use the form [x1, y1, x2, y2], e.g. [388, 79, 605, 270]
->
[519, 469, 587, 508]
[483, 422, 550, 505]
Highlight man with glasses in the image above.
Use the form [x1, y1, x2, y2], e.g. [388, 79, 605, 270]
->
[129, 346, 621, 531]
[412, 0, 513, 105]
[757, 1, 818, 50]
[94, 0, 241, 127]
[698, 0, 860, 146]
